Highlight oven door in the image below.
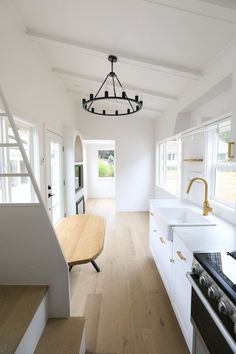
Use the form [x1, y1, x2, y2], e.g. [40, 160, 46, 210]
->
[187, 273, 236, 354]
[192, 323, 210, 354]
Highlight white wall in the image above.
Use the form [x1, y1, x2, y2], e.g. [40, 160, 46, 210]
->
[0, 204, 70, 317]
[155, 45, 235, 143]
[189, 89, 232, 126]
[76, 104, 155, 211]
[0, 1, 75, 201]
[85, 142, 116, 199]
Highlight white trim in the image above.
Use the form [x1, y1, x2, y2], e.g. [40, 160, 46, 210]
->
[180, 113, 232, 138]
[15, 293, 48, 354]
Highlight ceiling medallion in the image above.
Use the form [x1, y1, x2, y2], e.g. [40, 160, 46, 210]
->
[82, 55, 143, 116]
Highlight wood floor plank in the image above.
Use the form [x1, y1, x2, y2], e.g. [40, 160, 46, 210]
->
[116, 279, 135, 354]
[84, 294, 102, 353]
[128, 258, 152, 329]
[71, 198, 190, 354]
[134, 328, 158, 354]
[96, 263, 119, 354]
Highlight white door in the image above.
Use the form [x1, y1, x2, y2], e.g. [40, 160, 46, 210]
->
[45, 130, 64, 224]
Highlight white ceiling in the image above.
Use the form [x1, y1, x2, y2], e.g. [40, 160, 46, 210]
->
[12, 0, 236, 119]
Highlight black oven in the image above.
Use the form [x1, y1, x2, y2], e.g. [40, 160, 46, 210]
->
[187, 251, 236, 354]
[191, 288, 234, 354]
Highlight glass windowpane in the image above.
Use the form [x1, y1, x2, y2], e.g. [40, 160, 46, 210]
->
[98, 150, 115, 178]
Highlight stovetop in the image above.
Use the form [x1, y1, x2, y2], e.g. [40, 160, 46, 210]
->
[194, 251, 236, 305]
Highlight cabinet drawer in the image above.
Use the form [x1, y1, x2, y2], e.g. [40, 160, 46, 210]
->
[150, 217, 172, 257]
[173, 231, 192, 271]
[156, 233, 172, 258]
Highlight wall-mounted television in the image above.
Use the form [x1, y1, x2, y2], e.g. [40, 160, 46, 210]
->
[75, 164, 83, 191]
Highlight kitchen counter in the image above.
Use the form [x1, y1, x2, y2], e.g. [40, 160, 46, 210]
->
[150, 198, 236, 252]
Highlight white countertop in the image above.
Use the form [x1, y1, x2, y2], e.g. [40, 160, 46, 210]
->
[150, 199, 236, 253]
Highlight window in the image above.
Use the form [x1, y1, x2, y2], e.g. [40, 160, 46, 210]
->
[158, 139, 180, 195]
[207, 119, 236, 208]
[98, 150, 115, 178]
[0, 117, 37, 203]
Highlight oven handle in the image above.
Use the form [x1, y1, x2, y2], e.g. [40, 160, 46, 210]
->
[186, 272, 236, 354]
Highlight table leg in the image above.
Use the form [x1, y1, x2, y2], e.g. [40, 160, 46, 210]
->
[91, 260, 100, 272]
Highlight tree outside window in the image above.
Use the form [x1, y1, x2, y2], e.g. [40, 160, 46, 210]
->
[98, 150, 115, 178]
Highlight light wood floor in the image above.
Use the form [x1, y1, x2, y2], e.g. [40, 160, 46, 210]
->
[70, 198, 189, 354]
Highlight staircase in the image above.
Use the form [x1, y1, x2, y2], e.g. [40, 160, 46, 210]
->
[0, 285, 86, 354]
[0, 87, 86, 352]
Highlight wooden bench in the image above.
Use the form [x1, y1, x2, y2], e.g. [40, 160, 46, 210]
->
[55, 214, 106, 272]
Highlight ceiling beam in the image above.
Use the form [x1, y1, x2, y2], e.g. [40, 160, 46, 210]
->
[141, 0, 236, 24]
[52, 67, 178, 102]
[67, 88, 164, 115]
[197, 0, 236, 10]
[26, 28, 202, 81]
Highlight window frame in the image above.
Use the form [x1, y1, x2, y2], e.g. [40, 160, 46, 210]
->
[157, 137, 181, 196]
[206, 118, 236, 210]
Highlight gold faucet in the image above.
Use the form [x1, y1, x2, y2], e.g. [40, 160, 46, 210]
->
[186, 177, 213, 216]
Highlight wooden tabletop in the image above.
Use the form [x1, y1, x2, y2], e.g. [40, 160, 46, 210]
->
[55, 214, 106, 267]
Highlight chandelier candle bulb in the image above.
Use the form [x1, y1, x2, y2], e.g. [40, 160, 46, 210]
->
[115, 110, 118, 115]
[127, 109, 130, 114]
[105, 91, 109, 98]
[91, 108, 94, 113]
[90, 94, 93, 100]
[103, 110, 106, 115]
[135, 95, 139, 101]
[122, 91, 126, 98]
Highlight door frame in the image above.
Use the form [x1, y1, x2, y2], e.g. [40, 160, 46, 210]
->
[44, 128, 64, 224]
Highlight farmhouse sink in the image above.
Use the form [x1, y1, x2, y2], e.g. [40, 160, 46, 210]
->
[154, 207, 216, 241]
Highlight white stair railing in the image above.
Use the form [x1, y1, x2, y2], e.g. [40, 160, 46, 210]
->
[0, 85, 45, 206]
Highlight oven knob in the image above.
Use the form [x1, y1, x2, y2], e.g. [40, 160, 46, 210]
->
[199, 274, 211, 287]
[192, 263, 202, 275]
[218, 299, 233, 316]
[208, 285, 221, 300]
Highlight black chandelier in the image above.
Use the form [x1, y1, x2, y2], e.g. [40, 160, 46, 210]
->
[82, 55, 143, 116]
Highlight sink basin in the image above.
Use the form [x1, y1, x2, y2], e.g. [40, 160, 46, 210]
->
[154, 207, 216, 241]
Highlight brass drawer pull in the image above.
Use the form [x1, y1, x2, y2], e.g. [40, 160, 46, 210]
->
[160, 237, 165, 244]
[150, 212, 154, 216]
[176, 251, 186, 261]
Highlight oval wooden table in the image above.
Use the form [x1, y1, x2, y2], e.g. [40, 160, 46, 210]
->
[55, 214, 106, 272]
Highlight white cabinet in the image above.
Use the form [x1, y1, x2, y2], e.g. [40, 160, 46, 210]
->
[149, 205, 193, 353]
[149, 210, 173, 298]
[172, 230, 193, 352]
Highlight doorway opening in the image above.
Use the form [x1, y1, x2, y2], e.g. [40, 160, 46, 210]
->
[84, 140, 116, 207]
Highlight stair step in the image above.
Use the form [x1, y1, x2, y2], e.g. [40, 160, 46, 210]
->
[0, 285, 48, 354]
[34, 317, 85, 354]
